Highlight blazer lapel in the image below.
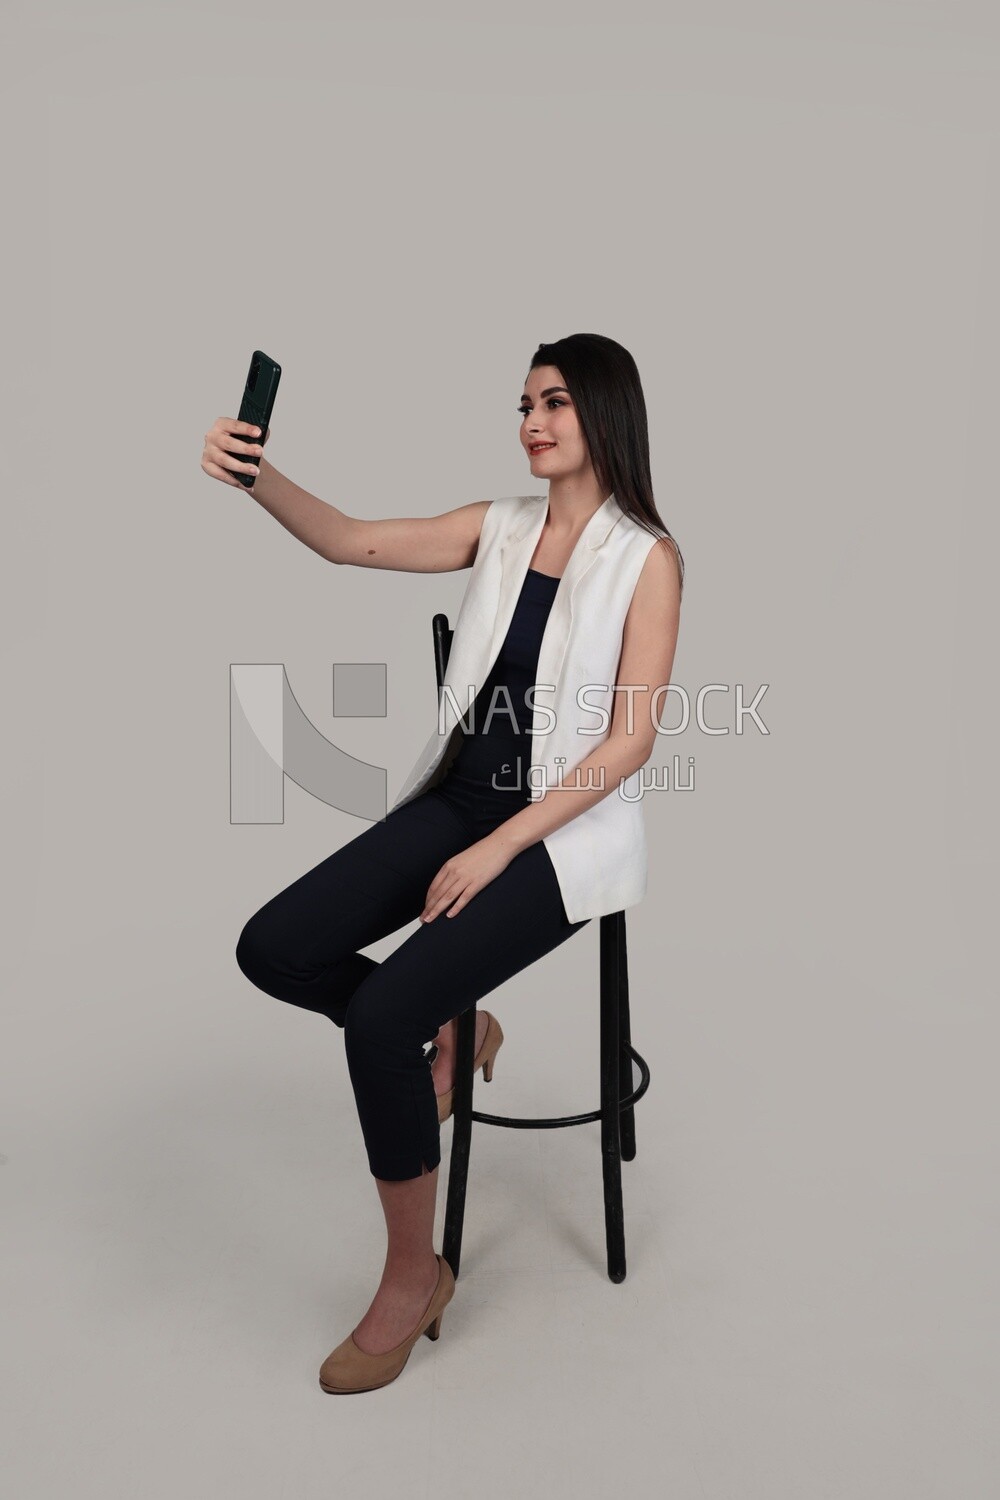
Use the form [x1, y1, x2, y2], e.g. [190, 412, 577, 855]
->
[487, 492, 624, 679]
[391, 492, 625, 811]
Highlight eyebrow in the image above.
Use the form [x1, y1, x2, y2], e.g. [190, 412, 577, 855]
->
[519, 386, 570, 401]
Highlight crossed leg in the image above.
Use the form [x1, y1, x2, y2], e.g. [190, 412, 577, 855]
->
[235, 786, 589, 1353]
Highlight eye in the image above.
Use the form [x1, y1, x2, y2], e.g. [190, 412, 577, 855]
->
[517, 398, 565, 415]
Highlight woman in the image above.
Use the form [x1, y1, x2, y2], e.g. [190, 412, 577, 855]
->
[201, 332, 683, 1394]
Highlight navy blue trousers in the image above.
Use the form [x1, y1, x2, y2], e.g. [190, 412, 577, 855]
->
[234, 773, 590, 1181]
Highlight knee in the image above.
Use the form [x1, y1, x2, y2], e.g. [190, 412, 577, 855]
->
[235, 913, 279, 991]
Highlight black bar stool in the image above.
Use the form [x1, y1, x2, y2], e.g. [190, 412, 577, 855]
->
[428, 613, 652, 1283]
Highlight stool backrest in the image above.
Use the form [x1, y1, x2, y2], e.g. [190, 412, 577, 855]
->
[432, 614, 454, 692]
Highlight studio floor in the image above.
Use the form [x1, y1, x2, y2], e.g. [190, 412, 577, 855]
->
[3, 932, 993, 1500]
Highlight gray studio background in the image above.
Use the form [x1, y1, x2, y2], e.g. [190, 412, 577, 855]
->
[3, 3, 996, 1497]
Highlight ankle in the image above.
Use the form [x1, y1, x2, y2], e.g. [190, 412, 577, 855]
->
[380, 1254, 439, 1290]
[432, 1019, 456, 1048]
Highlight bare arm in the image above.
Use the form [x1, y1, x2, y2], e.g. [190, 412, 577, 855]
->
[251, 458, 490, 573]
[203, 418, 490, 572]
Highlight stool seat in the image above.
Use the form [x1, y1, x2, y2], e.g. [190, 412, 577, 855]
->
[430, 612, 652, 1284]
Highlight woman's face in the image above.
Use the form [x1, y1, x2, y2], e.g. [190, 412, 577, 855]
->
[518, 365, 592, 481]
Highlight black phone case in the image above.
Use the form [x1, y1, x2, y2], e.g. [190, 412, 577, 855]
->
[234, 350, 281, 487]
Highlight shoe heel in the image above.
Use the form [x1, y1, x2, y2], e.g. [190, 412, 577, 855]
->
[482, 1053, 496, 1082]
[425, 1312, 444, 1341]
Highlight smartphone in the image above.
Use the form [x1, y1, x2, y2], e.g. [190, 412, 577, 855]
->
[233, 350, 281, 487]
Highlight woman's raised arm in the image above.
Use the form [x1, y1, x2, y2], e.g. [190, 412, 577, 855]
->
[255, 458, 489, 572]
[202, 417, 490, 572]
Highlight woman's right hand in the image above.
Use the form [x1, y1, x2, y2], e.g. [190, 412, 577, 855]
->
[201, 416, 270, 490]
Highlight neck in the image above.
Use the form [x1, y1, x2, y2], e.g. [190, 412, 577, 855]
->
[543, 479, 612, 538]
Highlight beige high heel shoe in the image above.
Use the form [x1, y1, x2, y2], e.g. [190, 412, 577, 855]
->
[436, 1010, 504, 1124]
[319, 1254, 455, 1394]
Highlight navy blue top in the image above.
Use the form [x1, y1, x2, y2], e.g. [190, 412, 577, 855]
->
[447, 567, 560, 795]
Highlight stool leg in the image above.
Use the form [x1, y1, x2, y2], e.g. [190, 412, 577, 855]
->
[618, 917, 637, 1162]
[442, 1004, 477, 1280]
[600, 914, 627, 1283]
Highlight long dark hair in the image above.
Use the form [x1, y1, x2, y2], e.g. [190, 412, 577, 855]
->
[528, 333, 685, 593]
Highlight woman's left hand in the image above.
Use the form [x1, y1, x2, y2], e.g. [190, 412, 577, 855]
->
[420, 834, 517, 922]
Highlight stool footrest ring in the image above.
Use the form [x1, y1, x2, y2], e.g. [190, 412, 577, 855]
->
[466, 1046, 650, 1130]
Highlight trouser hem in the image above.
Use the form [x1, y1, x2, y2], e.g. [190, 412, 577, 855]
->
[368, 1147, 442, 1183]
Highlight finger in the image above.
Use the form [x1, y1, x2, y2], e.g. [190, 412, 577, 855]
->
[204, 461, 253, 488]
[451, 875, 484, 916]
[421, 875, 461, 922]
[421, 890, 450, 921]
[214, 447, 260, 477]
[222, 433, 262, 455]
[439, 878, 475, 919]
[424, 863, 455, 905]
[210, 419, 260, 445]
[419, 885, 439, 921]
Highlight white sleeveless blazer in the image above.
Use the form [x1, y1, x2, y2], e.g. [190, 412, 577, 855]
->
[388, 493, 667, 923]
